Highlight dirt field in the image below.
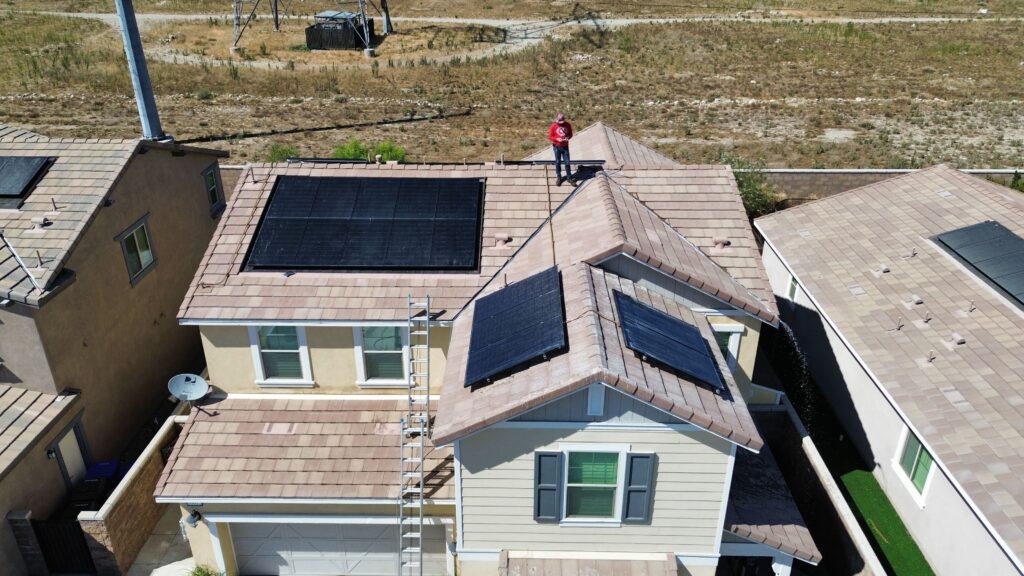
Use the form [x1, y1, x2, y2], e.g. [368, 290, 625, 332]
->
[1, 11, 1022, 168]
[5, 0, 1021, 18]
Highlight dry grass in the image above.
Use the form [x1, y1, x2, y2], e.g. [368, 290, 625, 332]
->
[5, 0, 1023, 18]
[2, 12, 1023, 168]
[145, 17, 507, 66]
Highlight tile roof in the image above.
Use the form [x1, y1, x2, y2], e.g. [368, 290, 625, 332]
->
[499, 552, 678, 576]
[525, 121, 678, 168]
[726, 442, 822, 564]
[0, 385, 78, 481]
[755, 164, 1024, 565]
[181, 124, 774, 324]
[432, 261, 763, 450]
[0, 126, 226, 306]
[155, 396, 454, 501]
[0, 137, 139, 305]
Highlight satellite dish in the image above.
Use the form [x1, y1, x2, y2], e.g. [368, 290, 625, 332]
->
[168, 374, 211, 403]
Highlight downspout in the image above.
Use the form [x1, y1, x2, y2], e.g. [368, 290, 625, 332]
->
[114, 0, 169, 141]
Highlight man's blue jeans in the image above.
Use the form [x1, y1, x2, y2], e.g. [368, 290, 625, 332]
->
[553, 145, 571, 182]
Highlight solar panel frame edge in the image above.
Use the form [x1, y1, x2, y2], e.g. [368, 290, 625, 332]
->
[243, 175, 486, 273]
[0, 156, 55, 206]
[612, 289, 725, 392]
[463, 267, 568, 388]
[934, 220, 1024, 309]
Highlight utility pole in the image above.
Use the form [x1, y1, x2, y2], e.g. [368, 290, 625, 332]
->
[114, 0, 167, 141]
[271, 0, 280, 31]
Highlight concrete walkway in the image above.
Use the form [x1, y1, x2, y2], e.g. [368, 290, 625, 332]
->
[126, 507, 195, 576]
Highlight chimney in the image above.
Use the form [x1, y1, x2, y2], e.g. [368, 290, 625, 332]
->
[115, 0, 168, 141]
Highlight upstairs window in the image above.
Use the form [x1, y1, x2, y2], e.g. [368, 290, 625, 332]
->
[355, 326, 408, 386]
[565, 452, 619, 519]
[203, 164, 225, 216]
[250, 326, 312, 386]
[534, 446, 654, 526]
[898, 431, 934, 494]
[117, 215, 157, 285]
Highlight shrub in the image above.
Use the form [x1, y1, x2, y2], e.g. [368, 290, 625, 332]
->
[331, 138, 370, 161]
[373, 140, 407, 163]
[720, 152, 779, 218]
[195, 88, 213, 101]
[266, 143, 299, 162]
[1011, 171, 1024, 193]
[190, 566, 221, 576]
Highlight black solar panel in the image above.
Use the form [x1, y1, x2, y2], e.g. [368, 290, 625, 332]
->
[464, 267, 567, 387]
[246, 176, 484, 271]
[937, 220, 1024, 306]
[0, 157, 52, 199]
[613, 290, 723, 390]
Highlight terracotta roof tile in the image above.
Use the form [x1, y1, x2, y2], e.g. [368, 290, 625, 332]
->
[0, 385, 78, 479]
[155, 396, 453, 501]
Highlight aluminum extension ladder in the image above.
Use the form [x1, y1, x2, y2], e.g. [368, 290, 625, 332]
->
[398, 295, 431, 575]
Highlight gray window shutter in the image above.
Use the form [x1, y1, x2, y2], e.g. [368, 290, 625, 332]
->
[534, 451, 563, 522]
[622, 453, 655, 523]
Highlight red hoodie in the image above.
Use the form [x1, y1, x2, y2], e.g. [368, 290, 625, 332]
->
[548, 121, 573, 148]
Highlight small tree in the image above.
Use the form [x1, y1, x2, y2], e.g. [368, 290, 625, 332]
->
[373, 140, 407, 163]
[1011, 170, 1024, 193]
[331, 138, 370, 161]
[720, 152, 779, 219]
[266, 143, 299, 163]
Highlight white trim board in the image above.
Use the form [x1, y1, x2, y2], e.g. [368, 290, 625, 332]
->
[203, 513, 452, 525]
[156, 496, 456, 506]
[181, 318, 453, 327]
[712, 443, 738, 553]
[756, 234, 1024, 574]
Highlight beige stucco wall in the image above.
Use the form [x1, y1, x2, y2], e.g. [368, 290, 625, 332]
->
[458, 427, 732, 555]
[0, 404, 81, 576]
[33, 148, 221, 460]
[0, 304, 56, 393]
[201, 325, 451, 394]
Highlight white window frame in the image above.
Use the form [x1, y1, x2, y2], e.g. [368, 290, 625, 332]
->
[711, 322, 745, 373]
[116, 214, 157, 286]
[891, 426, 935, 508]
[353, 326, 410, 388]
[558, 442, 630, 527]
[248, 326, 313, 387]
[202, 163, 225, 217]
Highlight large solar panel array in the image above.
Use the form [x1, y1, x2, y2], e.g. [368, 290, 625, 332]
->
[464, 267, 567, 387]
[937, 220, 1024, 306]
[0, 157, 52, 207]
[246, 176, 484, 271]
[613, 290, 724, 390]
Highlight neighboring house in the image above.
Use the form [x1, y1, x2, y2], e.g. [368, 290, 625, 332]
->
[0, 126, 228, 575]
[159, 123, 820, 575]
[756, 165, 1024, 576]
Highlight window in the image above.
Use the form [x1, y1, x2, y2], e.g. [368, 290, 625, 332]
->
[117, 216, 157, 285]
[534, 445, 654, 525]
[47, 417, 90, 489]
[249, 326, 312, 386]
[898, 431, 934, 494]
[586, 383, 605, 417]
[787, 276, 799, 301]
[203, 164, 225, 216]
[566, 452, 620, 518]
[711, 322, 744, 373]
[354, 326, 408, 386]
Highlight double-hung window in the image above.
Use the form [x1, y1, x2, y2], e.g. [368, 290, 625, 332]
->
[250, 326, 312, 386]
[117, 215, 157, 285]
[898, 430, 934, 495]
[565, 452, 620, 519]
[534, 444, 654, 525]
[202, 164, 225, 216]
[355, 326, 408, 386]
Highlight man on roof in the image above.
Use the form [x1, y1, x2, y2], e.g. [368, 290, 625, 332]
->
[548, 113, 574, 186]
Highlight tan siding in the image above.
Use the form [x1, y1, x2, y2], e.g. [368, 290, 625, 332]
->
[706, 315, 763, 403]
[460, 427, 731, 554]
[201, 325, 451, 394]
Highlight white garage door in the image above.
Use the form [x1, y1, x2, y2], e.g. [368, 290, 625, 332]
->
[232, 523, 447, 575]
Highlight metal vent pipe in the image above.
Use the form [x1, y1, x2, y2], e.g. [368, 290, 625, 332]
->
[115, 0, 168, 141]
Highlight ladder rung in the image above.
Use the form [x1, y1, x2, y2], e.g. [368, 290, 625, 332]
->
[401, 518, 419, 524]
[403, 472, 421, 478]
[410, 330, 428, 335]
[403, 547, 422, 553]
[403, 457, 422, 463]
[411, 358, 428, 363]
[403, 486, 423, 493]
[404, 428, 427, 434]
[403, 532, 421, 538]
[410, 398, 429, 404]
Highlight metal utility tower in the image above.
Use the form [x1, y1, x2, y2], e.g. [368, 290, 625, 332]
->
[232, 0, 283, 50]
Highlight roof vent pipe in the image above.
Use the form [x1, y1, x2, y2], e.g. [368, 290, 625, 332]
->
[115, 0, 169, 142]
